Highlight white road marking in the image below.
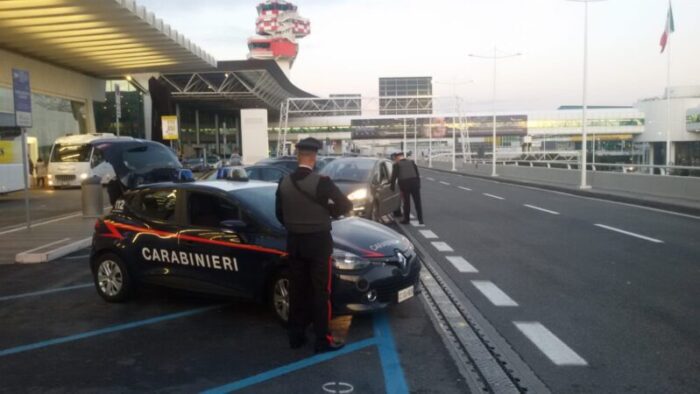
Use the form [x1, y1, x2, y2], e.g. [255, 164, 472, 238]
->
[423, 167, 700, 221]
[524, 204, 560, 215]
[0, 213, 81, 236]
[594, 224, 663, 243]
[18, 238, 71, 255]
[458, 186, 472, 191]
[483, 193, 504, 200]
[431, 241, 454, 252]
[410, 220, 425, 227]
[446, 256, 478, 273]
[426, 177, 435, 181]
[471, 280, 518, 306]
[419, 230, 438, 239]
[514, 322, 588, 366]
[439, 181, 451, 186]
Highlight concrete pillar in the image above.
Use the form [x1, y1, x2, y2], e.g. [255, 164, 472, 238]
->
[85, 99, 96, 133]
[143, 93, 152, 140]
[195, 109, 200, 146]
[215, 113, 220, 155]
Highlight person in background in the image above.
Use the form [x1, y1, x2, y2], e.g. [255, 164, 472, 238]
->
[35, 157, 47, 188]
[390, 151, 424, 225]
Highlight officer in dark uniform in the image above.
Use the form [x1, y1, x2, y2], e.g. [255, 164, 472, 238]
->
[275, 137, 353, 353]
[390, 151, 424, 225]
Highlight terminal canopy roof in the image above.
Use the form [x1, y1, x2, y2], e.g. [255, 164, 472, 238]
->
[159, 60, 315, 115]
[0, 0, 216, 77]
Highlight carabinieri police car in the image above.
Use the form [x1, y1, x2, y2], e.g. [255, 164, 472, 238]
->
[90, 180, 421, 322]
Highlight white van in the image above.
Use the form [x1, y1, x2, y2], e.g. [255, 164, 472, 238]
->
[47, 133, 131, 188]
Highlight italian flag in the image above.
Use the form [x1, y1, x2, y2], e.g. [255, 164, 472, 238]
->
[659, 2, 675, 53]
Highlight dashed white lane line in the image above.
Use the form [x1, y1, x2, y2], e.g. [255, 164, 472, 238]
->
[439, 181, 451, 186]
[514, 322, 588, 366]
[458, 186, 472, 191]
[446, 256, 478, 273]
[471, 280, 518, 306]
[431, 241, 454, 252]
[594, 224, 663, 243]
[419, 230, 438, 239]
[524, 204, 560, 215]
[483, 193, 504, 200]
[426, 177, 435, 181]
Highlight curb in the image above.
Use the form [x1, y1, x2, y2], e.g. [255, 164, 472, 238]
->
[422, 165, 700, 217]
[15, 237, 92, 264]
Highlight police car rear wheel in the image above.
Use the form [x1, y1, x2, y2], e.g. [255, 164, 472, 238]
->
[94, 254, 132, 302]
[270, 271, 290, 324]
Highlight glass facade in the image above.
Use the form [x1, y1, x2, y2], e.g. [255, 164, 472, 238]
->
[379, 77, 433, 115]
[0, 86, 86, 162]
[94, 81, 145, 139]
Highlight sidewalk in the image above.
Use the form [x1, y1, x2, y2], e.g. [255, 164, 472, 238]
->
[422, 160, 700, 215]
[0, 212, 102, 265]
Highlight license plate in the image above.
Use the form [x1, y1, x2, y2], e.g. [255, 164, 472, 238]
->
[397, 286, 414, 303]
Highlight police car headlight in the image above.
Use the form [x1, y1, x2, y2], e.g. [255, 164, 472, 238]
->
[332, 249, 370, 271]
[348, 188, 368, 201]
[80, 173, 88, 180]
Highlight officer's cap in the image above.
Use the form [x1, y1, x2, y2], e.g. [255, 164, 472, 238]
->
[295, 137, 322, 152]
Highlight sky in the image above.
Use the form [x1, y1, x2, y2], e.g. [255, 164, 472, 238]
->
[137, 0, 700, 111]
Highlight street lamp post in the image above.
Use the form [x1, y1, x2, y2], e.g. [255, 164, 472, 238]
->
[469, 48, 521, 177]
[568, 0, 606, 189]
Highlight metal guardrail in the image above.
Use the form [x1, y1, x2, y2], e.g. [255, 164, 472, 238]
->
[420, 153, 700, 177]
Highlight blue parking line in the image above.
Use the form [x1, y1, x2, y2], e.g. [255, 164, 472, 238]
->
[373, 312, 409, 394]
[0, 305, 222, 357]
[0, 283, 93, 302]
[202, 311, 409, 394]
[201, 337, 378, 394]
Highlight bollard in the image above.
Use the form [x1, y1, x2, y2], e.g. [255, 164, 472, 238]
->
[81, 176, 104, 218]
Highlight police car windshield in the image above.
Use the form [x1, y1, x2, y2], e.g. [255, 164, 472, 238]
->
[319, 158, 373, 183]
[50, 143, 92, 163]
[230, 185, 282, 230]
[123, 144, 180, 171]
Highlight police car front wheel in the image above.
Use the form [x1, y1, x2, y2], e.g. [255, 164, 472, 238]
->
[94, 253, 133, 302]
[270, 270, 290, 324]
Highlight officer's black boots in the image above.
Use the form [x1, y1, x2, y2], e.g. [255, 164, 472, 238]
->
[314, 340, 345, 354]
[289, 334, 307, 349]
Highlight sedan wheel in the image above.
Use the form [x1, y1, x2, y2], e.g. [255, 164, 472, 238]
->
[93, 253, 133, 302]
[273, 277, 290, 323]
[97, 260, 123, 297]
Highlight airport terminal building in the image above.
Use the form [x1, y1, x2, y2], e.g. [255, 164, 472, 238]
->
[1, 0, 698, 172]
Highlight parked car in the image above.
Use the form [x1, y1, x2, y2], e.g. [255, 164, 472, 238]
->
[319, 157, 401, 220]
[92, 181, 421, 323]
[245, 165, 292, 182]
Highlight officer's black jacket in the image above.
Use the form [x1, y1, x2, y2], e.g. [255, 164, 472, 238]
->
[390, 159, 420, 190]
[275, 166, 353, 225]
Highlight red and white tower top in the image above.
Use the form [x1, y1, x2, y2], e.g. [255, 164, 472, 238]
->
[247, 0, 310, 73]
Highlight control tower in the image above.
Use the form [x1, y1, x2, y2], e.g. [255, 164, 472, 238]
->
[247, 0, 310, 74]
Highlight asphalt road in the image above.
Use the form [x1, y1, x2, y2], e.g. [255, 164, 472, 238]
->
[0, 247, 466, 393]
[405, 168, 700, 393]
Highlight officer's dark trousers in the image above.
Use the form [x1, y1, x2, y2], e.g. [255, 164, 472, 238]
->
[287, 231, 334, 346]
[399, 178, 423, 222]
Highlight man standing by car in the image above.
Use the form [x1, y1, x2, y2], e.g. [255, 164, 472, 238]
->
[275, 137, 353, 353]
[390, 151, 424, 225]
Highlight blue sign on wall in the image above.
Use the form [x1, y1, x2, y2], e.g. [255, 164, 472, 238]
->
[12, 68, 32, 128]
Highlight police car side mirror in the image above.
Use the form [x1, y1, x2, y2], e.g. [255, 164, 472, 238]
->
[220, 219, 248, 231]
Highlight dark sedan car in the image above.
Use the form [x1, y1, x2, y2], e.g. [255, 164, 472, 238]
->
[319, 157, 401, 221]
[199, 165, 290, 183]
[90, 181, 420, 323]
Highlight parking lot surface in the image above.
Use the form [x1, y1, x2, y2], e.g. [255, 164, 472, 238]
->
[0, 247, 466, 393]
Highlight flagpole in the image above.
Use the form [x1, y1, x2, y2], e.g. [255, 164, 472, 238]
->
[665, 20, 672, 171]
